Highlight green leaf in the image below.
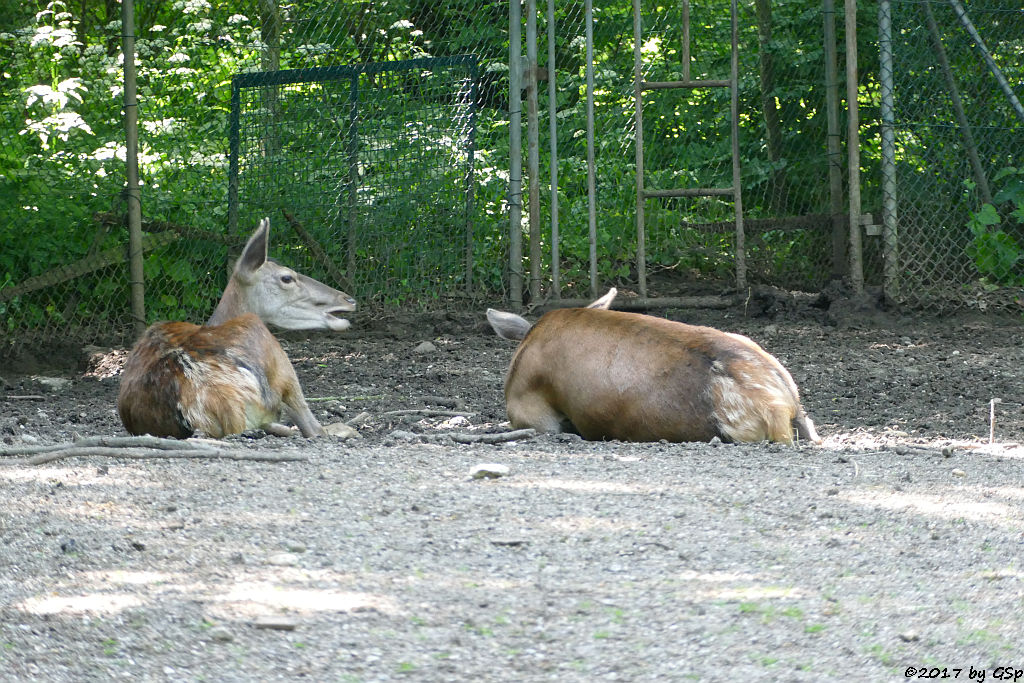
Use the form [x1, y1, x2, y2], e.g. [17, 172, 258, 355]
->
[970, 203, 1001, 232]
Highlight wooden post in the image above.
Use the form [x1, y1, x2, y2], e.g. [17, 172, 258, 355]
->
[121, 0, 145, 336]
[845, 0, 864, 293]
[824, 0, 846, 281]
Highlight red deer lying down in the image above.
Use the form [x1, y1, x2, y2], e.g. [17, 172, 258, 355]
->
[117, 218, 356, 439]
[486, 289, 820, 445]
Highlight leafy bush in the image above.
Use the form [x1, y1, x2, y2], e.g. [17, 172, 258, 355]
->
[967, 167, 1024, 286]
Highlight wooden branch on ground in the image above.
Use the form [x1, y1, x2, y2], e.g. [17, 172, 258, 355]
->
[0, 435, 308, 466]
[890, 444, 951, 457]
[307, 395, 385, 402]
[420, 395, 467, 411]
[389, 428, 537, 444]
[280, 210, 352, 291]
[447, 429, 537, 444]
[380, 409, 476, 419]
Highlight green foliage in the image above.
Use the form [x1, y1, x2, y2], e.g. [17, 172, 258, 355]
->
[967, 168, 1024, 286]
[0, 0, 851, 336]
[3, 0, 1020, 345]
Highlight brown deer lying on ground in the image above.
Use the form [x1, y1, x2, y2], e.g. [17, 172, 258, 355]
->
[486, 288, 820, 445]
[118, 218, 356, 438]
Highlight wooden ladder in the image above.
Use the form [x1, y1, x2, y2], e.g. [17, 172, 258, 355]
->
[631, 0, 745, 296]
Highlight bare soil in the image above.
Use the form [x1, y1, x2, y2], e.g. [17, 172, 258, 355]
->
[2, 294, 1023, 682]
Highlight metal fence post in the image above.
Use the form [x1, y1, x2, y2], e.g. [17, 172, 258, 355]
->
[947, 0, 1024, 126]
[729, 0, 745, 291]
[924, 1, 992, 204]
[526, 0, 541, 301]
[878, 0, 899, 302]
[632, 0, 647, 298]
[346, 72, 359, 281]
[586, 0, 598, 297]
[547, 0, 561, 299]
[466, 62, 479, 295]
[509, 0, 524, 310]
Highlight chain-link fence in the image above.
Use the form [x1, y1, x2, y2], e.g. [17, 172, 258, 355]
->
[523, 0, 1020, 307]
[517, 0, 850, 301]
[879, 0, 1023, 311]
[0, 0, 513, 363]
[229, 57, 479, 309]
[2, 0, 1021, 364]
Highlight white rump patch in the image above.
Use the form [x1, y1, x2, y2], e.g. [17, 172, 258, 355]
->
[179, 361, 273, 436]
[709, 372, 796, 443]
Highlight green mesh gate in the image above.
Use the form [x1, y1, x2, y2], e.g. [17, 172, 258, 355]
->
[228, 56, 479, 311]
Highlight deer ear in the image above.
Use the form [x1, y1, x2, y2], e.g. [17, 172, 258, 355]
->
[236, 218, 270, 277]
[587, 287, 617, 310]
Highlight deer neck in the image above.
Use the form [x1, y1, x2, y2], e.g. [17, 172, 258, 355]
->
[206, 279, 249, 326]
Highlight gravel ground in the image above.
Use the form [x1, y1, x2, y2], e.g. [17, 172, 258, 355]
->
[1, 296, 1023, 682]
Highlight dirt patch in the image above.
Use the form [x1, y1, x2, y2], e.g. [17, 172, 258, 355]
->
[2, 299, 1023, 681]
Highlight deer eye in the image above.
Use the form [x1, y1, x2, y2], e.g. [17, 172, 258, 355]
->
[280, 274, 294, 284]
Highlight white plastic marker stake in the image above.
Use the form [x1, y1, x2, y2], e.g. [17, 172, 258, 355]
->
[989, 398, 1002, 445]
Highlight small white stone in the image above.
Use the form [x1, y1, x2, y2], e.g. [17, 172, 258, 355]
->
[324, 421, 360, 439]
[208, 626, 234, 643]
[470, 463, 510, 479]
[267, 552, 299, 567]
[250, 615, 299, 631]
[32, 376, 71, 392]
[413, 341, 437, 354]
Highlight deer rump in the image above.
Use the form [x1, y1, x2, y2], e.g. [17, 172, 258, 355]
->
[118, 314, 305, 439]
[490, 306, 820, 445]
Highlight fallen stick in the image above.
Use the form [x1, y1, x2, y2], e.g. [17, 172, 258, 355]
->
[0, 435, 308, 466]
[389, 429, 536, 444]
[307, 395, 384, 403]
[2, 435, 217, 455]
[380, 409, 476, 419]
[3, 449, 309, 467]
[889, 444, 949, 457]
[448, 429, 537, 444]
[419, 395, 467, 411]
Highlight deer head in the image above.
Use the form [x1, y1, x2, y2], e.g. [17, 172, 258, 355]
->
[208, 218, 356, 331]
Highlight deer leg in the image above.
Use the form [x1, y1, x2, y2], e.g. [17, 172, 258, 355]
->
[282, 401, 325, 437]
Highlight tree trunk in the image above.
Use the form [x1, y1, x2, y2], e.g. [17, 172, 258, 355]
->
[754, 0, 787, 213]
